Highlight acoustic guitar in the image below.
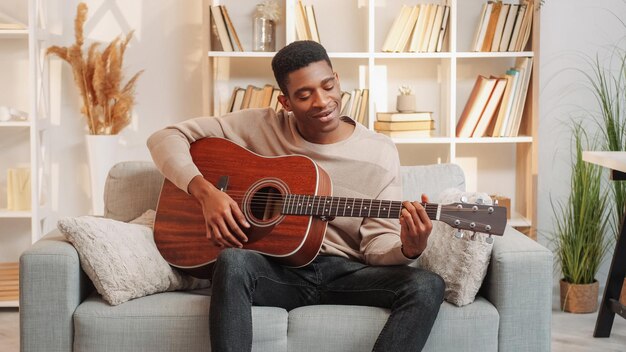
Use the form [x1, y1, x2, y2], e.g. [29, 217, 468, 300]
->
[154, 137, 507, 278]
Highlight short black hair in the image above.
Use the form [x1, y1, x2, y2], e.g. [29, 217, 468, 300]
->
[271, 40, 332, 96]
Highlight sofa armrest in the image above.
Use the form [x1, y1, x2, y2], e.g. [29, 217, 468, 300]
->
[20, 229, 93, 352]
[481, 227, 552, 352]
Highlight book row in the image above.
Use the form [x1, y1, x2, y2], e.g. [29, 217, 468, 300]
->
[210, 5, 243, 52]
[456, 57, 533, 138]
[225, 86, 369, 126]
[472, 0, 534, 52]
[382, 3, 450, 53]
[295, 1, 321, 43]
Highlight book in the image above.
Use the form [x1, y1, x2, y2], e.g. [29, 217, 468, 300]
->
[427, 5, 444, 53]
[490, 4, 510, 52]
[357, 89, 369, 125]
[295, 1, 311, 40]
[376, 111, 433, 122]
[270, 88, 282, 111]
[340, 91, 352, 116]
[305, 5, 321, 43]
[456, 75, 498, 137]
[492, 69, 519, 136]
[394, 5, 419, 52]
[515, 0, 534, 51]
[472, 2, 492, 52]
[419, 4, 437, 52]
[382, 5, 410, 52]
[374, 120, 435, 131]
[507, 4, 526, 51]
[498, 4, 519, 52]
[436, 5, 450, 53]
[508, 57, 533, 136]
[349, 89, 362, 121]
[471, 77, 507, 137]
[260, 84, 275, 108]
[210, 6, 233, 51]
[409, 4, 427, 52]
[377, 130, 433, 138]
[481, 1, 502, 52]
[230, 87, 246, 112]
[220, 6, 243, 51]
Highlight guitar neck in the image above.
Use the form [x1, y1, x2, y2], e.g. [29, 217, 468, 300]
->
[282, 194, 438, 220]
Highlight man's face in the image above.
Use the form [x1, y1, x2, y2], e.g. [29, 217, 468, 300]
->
[279, 60, 343, 132]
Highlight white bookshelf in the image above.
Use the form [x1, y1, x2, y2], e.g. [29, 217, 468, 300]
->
[202, 0, 539, 238]
[0, 0, 51, 307]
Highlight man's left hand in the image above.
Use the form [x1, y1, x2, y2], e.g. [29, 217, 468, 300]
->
[400, 194, 432, 259]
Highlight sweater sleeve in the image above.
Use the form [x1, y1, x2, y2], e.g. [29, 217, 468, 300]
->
[358, 145, 416, 266]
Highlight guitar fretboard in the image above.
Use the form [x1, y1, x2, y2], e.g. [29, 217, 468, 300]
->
[282, 195, 439, 220]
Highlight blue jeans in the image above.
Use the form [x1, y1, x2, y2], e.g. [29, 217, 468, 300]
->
[209, 248, 445, 352]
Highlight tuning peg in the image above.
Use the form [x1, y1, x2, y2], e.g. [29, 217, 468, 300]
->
[460, 196, 468, 203]
[485, 235, 494, 244]
[454, 230, 464, 239]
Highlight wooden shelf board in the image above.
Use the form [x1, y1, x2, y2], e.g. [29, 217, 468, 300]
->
[0, 121, 31, 128]
[455, 136, 533, 144]
[0, 29, 28, 38]
[0, 209, 32, 218]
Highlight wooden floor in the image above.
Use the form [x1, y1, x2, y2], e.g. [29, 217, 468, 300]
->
[1, 306, 625, 351]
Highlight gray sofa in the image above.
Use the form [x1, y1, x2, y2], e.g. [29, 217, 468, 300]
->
[20, 161, 552, 352]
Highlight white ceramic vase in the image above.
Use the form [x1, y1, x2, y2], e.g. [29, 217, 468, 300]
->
[396, 94, 416, 113]
[86, 134, 119, 216]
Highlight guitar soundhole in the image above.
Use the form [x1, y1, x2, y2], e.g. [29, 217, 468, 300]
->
[249, 186, 284, 222]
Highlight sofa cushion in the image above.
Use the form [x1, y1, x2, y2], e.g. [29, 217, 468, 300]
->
[73, 291, 498, 352]
[417, 188, 495, 306]
[57, 211, 208, 306]
[104, 161, 164, 222]
[73, 291, 288, 352]
[400, 163, 465, 202]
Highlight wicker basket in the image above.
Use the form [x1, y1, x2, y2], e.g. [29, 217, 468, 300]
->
[560, 279, 599, 313]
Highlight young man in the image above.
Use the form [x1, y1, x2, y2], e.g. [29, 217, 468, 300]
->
[147, 40, 444, 351]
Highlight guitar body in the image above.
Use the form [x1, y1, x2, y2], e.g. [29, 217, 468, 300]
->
[154, 137, 331, 278]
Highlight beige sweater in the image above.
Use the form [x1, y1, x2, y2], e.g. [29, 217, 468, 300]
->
[147, 108, 414, 266]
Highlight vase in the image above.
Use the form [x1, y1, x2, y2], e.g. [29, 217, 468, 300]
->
[396, 95, 416, 113]
[86, 134, 119, 216]
[560, 279, 599, 313]
[252, 4, 276, 52]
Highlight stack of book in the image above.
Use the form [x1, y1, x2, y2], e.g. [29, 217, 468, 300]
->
[295, 1, 320, 43]
[456, 57, 533, 138]
[340, 89, 369, 126]
[381, 3, 450, 53]
[210, 5, 243, 51]
[374, 111, 434, 138]
[227, 84, 281, 113]
[472, 0, 534, 52]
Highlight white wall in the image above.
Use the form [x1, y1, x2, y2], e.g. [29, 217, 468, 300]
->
[538, 0, 626, 300]
[46, 0, 203, 223]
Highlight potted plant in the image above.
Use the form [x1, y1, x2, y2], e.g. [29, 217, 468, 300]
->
[551, 124, 611, 313]
[396, 85, 416, 113]
[46, 2, 143, 214]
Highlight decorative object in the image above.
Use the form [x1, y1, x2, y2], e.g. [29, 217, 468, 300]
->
[252, 0, 279, 52]
[56, 210, 210, 306]
[551, 124, 611, 313]
[46, 2, 143, 215]
[0, 106, 10, 122]
[85, 134, 119, 215]
[396, 85, 416, 113]
[416, 188, 494, 306]
[560, 279, 599, 313]
[7, 166, 31, 211]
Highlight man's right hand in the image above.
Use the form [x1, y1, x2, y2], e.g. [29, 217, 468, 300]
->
[188, 175, 250, 248]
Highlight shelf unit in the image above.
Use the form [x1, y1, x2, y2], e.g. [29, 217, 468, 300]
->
[0, 0, 51, 308]
[202, 0, 539, 237]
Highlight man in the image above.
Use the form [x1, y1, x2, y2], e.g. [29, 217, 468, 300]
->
[147, 40, 444, 352]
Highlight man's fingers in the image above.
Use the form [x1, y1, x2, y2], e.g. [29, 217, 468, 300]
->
[225, 215, 248, 243]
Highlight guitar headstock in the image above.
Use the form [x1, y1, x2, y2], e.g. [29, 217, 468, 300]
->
[437, 202, 507, 238]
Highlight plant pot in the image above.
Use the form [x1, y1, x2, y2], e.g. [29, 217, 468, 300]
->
[560, 279, 599, 313]
[86, 134, 119, 216]
[396, 95, 416, 113]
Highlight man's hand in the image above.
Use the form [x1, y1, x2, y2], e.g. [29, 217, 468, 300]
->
[400, 194, 433, 259]
[188, 175, 250, 248]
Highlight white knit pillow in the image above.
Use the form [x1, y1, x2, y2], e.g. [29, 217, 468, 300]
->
[57, 210, 210, 305]
[416, 188, 494, 306]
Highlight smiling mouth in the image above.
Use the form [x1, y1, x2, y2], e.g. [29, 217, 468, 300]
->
[313, 105, 336, 119]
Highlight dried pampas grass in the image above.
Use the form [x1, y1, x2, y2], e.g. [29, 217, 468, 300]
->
[47, 2, 143, 135]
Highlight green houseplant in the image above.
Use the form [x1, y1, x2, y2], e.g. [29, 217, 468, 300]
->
[551, 124, 611, 313]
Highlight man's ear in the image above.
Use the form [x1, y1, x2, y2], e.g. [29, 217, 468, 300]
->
[277, 94, 291, 112]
